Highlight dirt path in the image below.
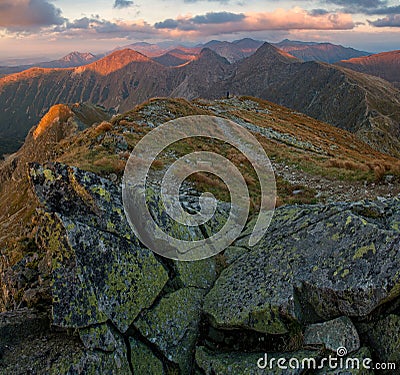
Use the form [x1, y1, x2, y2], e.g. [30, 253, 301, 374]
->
[273, 161, 400, 203]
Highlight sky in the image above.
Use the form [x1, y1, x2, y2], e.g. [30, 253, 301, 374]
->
[0, 0, 399, 61]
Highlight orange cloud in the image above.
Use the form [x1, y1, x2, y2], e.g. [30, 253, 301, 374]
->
[151, 8, 355, 38]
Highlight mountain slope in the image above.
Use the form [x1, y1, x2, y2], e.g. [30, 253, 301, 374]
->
[223, 43, 400, 157]
[169, 48, 233, 99]
[1, 44, 400, 158]
[337, 50, 400, 89]
[1, 96, 400, 310]
[0, 52, 98, 78]
[275, 39, 370, 63]
[0, 49, 169, 154]
[153, 52, 192, 67]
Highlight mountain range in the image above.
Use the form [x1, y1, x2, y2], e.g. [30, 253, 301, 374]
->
[274, 39, 370, 63]
[0, 52, 98, 78]
[337, 50, 400, 89]
[1, 41, 400, 158]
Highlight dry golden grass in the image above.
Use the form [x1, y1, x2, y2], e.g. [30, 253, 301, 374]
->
[95, 121, 113, 133]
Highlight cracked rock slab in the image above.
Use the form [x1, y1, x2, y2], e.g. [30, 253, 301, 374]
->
[134, 287, 204, 374]
[196, 346, 320, 375]
[204, 200, 400, 334]
[304, 316, 360, 353]
[30, 163, 169, 333]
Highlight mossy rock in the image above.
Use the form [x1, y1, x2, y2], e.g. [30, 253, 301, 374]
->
[39, 214, 168, 332]
[195, 346, 320, 375]
[204, 200, 400, 333]
[130, 337, 165, 375]
[304, 316, 360, 353]
[79, 323, 120, 352]
[134, 287, 204, 374]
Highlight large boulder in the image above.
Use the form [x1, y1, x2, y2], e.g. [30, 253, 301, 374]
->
[0, 308, 131, 375]
[195, 346, 320, 375]
[204, 200, 400, 334]
[304, 316, 360, 353]
[29, 163, 169, 332]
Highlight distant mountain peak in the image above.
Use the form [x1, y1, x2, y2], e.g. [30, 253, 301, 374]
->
[61, 51, 96, 61]
[75, 48, 152, 75]
[254, 42, 299, 63]
[275, 40, 370, 63]
[197, 48, 231, 64]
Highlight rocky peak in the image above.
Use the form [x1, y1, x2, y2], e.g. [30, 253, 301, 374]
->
[197, 47, 231, 65]
[75, 49, 153, 75]
[61, 51, 96, 63]
[33, 104, 73, 139]
[251, 42, 300, 64]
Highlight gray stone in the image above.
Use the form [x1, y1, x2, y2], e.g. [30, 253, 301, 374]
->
[204, 200, 400, 334]
[130, 337, 165, 375]
[304, 316, 360, 353]
[361, 314, 400, 364]
[79, 323, 120, 352]
[135, 287, 204, 374]
[196, 346, 320, 375]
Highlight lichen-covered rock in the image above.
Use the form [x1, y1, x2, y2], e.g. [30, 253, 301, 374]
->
[360, 314, 400, 364]
[304, 316, 360, 353]
[30, 163, 169, 332]
[195, 346, 320, 375]
[0, 308, 131, 375]
[129, 337, 165, 375]
[172, 257, 216, 289]
[48, 345, 131, 375]
[79, 323, 120, 352]
[134, 287, 204, 374]
[223, 246, 249, 265]
[29, 162, 133, 241]
[39, 214, 168, 332]
[204, 200, 400, 334]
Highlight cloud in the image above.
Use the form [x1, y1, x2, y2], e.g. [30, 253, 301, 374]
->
[191, 12, 245, 24]
[324, 0, 387, 8]
[153, 8, 354, 35]
[323, 0, 400, 15]
[154, 19, 179, 29]
[369, 14, 400, 26]
[309, 9, 331, 16]
[2, 6, 355, 42]
[0, 0, 65, 30]
[184, 0, 230, 3]
[113, 0, 134, 9]
[365, 5, 400, 14]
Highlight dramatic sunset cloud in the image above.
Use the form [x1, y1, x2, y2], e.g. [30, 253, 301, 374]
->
[59, 8, 355, 39]
[0, 0, 399, 60]
[369, 14, 400, 26]
[154, 9, 355, 34]
[0, 0, 65, 29]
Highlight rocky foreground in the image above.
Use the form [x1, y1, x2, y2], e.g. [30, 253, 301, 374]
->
[1, 161, 400, 374]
